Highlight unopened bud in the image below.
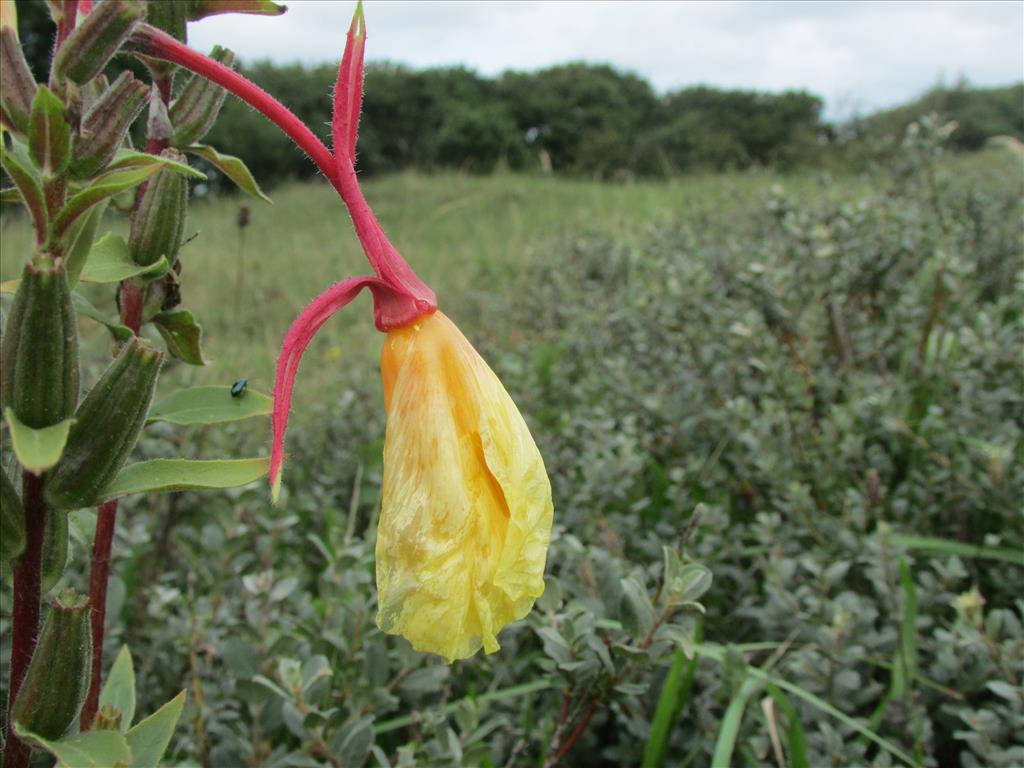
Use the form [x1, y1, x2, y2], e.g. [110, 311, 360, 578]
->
[40, 507, 69, 594]
[147, 0, 189, 42]
[45, 338, 163, 510]
[169, 45, 235, 148]
[10, 590, 92, 739]
[0, 27, 37, 134]
[0, 257, 80, 429]
[52, 0, 146, 85]
[70, 71, 149, 178]
[28, 85, 72, 176]
[1, 466, 26, 561]
[129, 149, 188, 267]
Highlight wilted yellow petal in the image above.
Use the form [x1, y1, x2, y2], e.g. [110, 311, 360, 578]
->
[376, 311, 553, 661]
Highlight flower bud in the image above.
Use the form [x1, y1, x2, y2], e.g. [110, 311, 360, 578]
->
[28, 85, 72, 176]
[0, 26, 37, 135]
[45, 338, 163, 510]
[52, 0, 146, 85]
[10, 590, 91, 739]
[1, 466, 26, 561]
[147, 0, 189, 42]
[70, 71, 149, 179]
[169, 45, 235, 148]
[0, 257, 80, 429]
[40, 507, 69, 594]
[128, 149, 188, 267]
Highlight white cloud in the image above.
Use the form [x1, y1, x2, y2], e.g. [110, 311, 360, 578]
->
[186, 0, 1024, 119]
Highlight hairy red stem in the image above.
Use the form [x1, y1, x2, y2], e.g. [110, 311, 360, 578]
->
[3, 473, 47, 768]
[137, 25, 339, 187]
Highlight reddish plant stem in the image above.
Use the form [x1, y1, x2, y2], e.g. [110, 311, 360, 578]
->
[79, 499, 118, 728]
[138, 25, 338, 187]
[3, 473, 47, 768]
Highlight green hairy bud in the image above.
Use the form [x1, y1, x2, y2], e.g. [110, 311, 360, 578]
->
[52, 0, 146, 85]
[40, 507, 69, 594]
[70, 71, 150, 179]
[0, 257, 80, 429]
[10, 590, 92, 739]
[0, 27, 38, 134]
[129, 149, 189, 267]
[45, 338, 163, 510]
[1, 466, 26, 561]
[169, 45, 235, 148]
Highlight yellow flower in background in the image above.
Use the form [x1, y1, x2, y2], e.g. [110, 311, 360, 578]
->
[377, 312, 553, 661]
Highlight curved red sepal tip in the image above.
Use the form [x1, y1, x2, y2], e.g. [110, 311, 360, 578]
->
[269, 275, 427, 502]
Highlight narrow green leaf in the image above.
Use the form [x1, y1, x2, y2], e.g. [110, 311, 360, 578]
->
[4, 408, 74, 474]
[1, 186, 22, 202]
[766, 684, 809, 768]
[125, 690, 186, 768]
[711, 676, 761, 768]
[643, 648, 687, 768]
[99, 646, 137, 732]
[185, 144, 271, 203]
[0, 140, 46, 236]
[619, 575, 656, 639]
[147, 385, 272, 426]
[52, 165, 163, 237]
[80, 233, 169, 284]
[100, 458, 270, 501]
[152, 309, 206, 365]
[896, 558, 919, 700]
[64, 200, 109, 287]
[72, 291, 133, 342]
[107, 148, 206, 179]
[1, 465, 26, 561]
[28, 85, 71, 175]
[12, 724, 132, 768]
[187, 0, 286, 21]
[890, 533, 1024, 566]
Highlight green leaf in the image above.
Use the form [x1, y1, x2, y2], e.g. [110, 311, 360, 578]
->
[52, 165, 163, 238]
[4, 408, 74, 474]
[1, 186, 22, 203]
[663, 549, 713, 606]
[890, 533, 1024, 566]
[0, 139, 46, 236]
[185, 144, 271, 203]
[643, 647, 687, 768]
[100, 458, 270, 501]
[100, 646, 137, 733]
[125, 690, 186, 768]
[711, 676, 761, 768]
[28, 85, 71, 175]
[152, 309, 206, 365]
[107, 149, 206, 179]
[13, 724, 132, 768]
[147, 385, 272, 426]
[71, 291, 133, 342]
[619, 575, 655, 639]
[80, 233, 169, 284]
[187, 0, 286, 21]
[330, 717, 375, 768]
[64, 201, 109, 287]
[765, 684, 809, 768]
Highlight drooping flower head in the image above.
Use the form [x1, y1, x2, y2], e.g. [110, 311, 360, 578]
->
[135, 2, 553, 660]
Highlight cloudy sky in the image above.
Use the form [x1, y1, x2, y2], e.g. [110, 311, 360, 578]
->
[188, 1, 1023, 120]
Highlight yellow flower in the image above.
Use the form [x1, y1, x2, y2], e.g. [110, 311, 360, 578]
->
[376, 311, 553, 661]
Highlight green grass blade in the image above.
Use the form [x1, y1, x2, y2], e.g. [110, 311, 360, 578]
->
[643, 648, 687, 768]
[766, 683, 809, 768]
[711, 676, 761, 768]
[891, 534, 1024, 566]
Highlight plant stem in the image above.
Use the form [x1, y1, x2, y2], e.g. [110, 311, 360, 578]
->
[79, 499, 118, 729]
[3, 472, 47, 768]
